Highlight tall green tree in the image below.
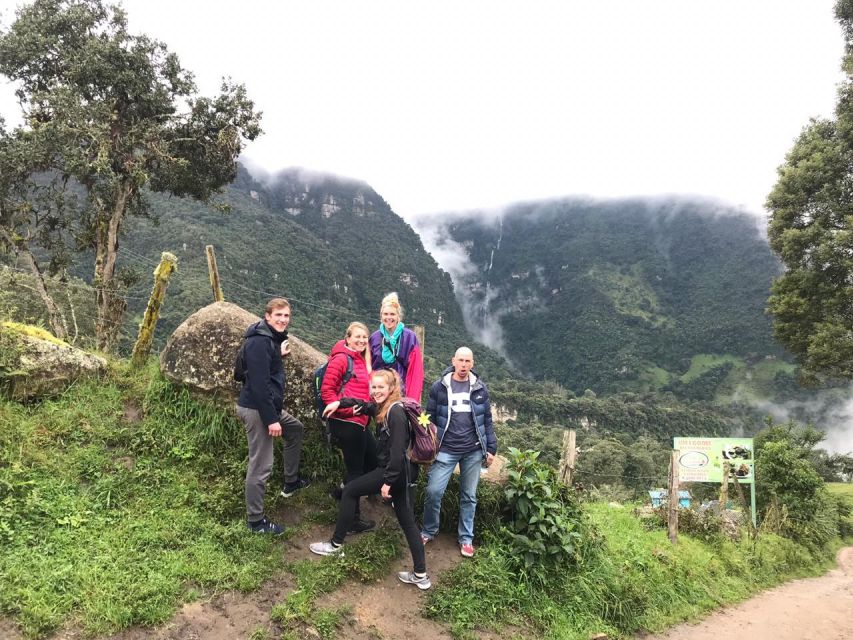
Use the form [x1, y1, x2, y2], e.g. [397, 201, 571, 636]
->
[0, 0, 261, 350]
[766, 1, 853, 382]
[0, 122, 74, 340]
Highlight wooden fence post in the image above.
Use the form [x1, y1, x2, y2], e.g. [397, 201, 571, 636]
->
[559, 429, 577, 486]
[729, 467, 757, 539]
[719, 461, 730, 512]
[413, 324, 425, 350]
[131, 252, 177, 368]
[668, 449, 680, 544]
[206, 245, 224, 302]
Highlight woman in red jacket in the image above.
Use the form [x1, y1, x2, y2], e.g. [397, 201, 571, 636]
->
[321, 321, 376, 534]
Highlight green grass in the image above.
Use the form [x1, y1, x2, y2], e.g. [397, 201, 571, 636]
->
[827, 482, 853, 500]
[2, 358, 845, 640]
[0, 362, 319, 638]
[680, 354, 743, 384]
[426, 502, 835, 639]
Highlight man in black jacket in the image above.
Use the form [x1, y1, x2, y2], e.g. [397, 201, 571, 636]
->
[237, 298, 309, 534]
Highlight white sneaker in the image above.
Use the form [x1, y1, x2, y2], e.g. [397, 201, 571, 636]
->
[309, 541, 343, 556]
[398, 571, 431, 590]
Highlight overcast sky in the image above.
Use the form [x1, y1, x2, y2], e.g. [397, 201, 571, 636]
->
[0, 0, 846, 220]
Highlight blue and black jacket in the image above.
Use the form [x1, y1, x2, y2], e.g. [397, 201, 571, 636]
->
[426, 366, 497, 456]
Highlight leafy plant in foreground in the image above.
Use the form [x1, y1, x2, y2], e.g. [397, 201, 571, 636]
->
[503, 447, 593, 584]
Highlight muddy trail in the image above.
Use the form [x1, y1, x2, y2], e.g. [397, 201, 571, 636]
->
[640, 546, 853, 640]
[5, 502, 851, 640]
[4, 497, 478, 640]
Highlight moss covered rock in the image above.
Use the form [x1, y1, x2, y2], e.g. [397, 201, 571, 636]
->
[0, 322, 107, 402]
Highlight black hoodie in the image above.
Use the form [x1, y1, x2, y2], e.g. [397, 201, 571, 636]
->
[237, 320, 287, 426]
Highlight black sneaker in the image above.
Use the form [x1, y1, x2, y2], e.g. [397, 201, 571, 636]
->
[329, 485, 343, 501]
[347, 519, 376, 535]
[281, 477, 311, 498]
[248, 516, 284, 535]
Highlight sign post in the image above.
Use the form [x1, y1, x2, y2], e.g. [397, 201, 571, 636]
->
[673, 437, 756, 528]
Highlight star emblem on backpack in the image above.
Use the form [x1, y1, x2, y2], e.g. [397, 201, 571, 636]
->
[418, 411, 431, 427]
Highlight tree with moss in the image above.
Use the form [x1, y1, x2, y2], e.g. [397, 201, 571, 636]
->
[0, 0, 261, 350]
[766, 1, 853, 382]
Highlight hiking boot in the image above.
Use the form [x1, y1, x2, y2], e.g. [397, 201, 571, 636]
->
[398, 571, 431, 590]
[347, 519, 376, 535]
[247, 516, 284, 535]
[460, 543, 475, 558]
[309, 541, 344, 556]
[281, 477, 311, 498]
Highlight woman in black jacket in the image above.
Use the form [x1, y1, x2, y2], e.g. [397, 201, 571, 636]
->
[310, 369, 430, 590]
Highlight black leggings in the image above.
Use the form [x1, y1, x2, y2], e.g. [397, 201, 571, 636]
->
[329, 419, 377, 517]
[329, 419, 378, 482]
[331, 466, 425, 574]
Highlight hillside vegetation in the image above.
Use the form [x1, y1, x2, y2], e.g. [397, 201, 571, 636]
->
[415, 197, 798, 402]
[1, 361, 849, 639]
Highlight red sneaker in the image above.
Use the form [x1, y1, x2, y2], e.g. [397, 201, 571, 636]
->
[460, 543, 474, 557]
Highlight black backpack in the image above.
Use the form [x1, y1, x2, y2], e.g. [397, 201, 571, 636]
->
[312, 353, 354, 419]
[233, 322, 274, 383]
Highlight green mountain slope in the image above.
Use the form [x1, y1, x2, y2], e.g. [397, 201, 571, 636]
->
[414, 197, 790, 400]
[113, 166, 508, 377]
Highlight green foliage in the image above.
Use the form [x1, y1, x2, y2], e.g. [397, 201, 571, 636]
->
[502, 449, 590, 584]
[755, 419, 840, 549]
[420, 198, 786, 401]
[764, 5, 853, 382]
[0, 0, 261, 349]
[427, 502, 834, 639]
[0, 365, 288, 637]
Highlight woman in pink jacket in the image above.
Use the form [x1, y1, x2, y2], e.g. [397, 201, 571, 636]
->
[321, 321, 376, 534]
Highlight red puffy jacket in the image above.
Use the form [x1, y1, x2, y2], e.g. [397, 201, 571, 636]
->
[320, 340, 371, 427]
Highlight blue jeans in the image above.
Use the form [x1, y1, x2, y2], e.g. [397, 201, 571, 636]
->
[421, 448, 484, 545]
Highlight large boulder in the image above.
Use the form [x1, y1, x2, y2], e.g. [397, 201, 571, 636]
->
[159, 302, 326, 419]
[0, 321, 107, 402]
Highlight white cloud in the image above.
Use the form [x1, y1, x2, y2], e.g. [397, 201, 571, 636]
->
[0, 0, 845, 220]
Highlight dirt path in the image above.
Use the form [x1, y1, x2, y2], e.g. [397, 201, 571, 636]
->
[640, 546, 853, 640]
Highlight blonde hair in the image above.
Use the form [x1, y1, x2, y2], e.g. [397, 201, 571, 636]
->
[379, 292, 404, 321]
[372, 369, 402, 423]
[345, 321, 372, 372]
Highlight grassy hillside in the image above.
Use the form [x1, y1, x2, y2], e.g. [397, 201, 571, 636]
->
[1, 359, 846, 639]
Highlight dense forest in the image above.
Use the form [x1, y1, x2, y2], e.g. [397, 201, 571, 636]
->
[414, 198, 800, 402]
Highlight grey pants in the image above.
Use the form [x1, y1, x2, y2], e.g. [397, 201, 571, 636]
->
[237, 405, 305, 523]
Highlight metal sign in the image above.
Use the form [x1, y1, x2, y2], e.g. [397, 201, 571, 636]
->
[673, 437, 754, 484]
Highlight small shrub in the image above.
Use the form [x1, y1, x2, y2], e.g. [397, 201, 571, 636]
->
[502, 448, 593, 584]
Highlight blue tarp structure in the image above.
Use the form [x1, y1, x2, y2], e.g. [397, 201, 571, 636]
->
[648, 489, 691, 508]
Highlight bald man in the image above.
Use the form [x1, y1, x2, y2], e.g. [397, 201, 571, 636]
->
[420, 347, 497, 557]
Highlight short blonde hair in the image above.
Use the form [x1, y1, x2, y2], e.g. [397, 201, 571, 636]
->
[379, 292, 404, 321]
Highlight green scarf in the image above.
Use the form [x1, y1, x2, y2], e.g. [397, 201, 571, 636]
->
[380, 322, 405, 364]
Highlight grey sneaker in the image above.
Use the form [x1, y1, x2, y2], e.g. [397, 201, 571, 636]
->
[281, 477, 311, 498]
[309, 541, 343, 556]
[398, 571, 431, 590]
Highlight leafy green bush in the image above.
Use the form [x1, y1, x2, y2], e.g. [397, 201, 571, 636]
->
[755, 420, 841, 550]
[503, 448, 588, 583]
